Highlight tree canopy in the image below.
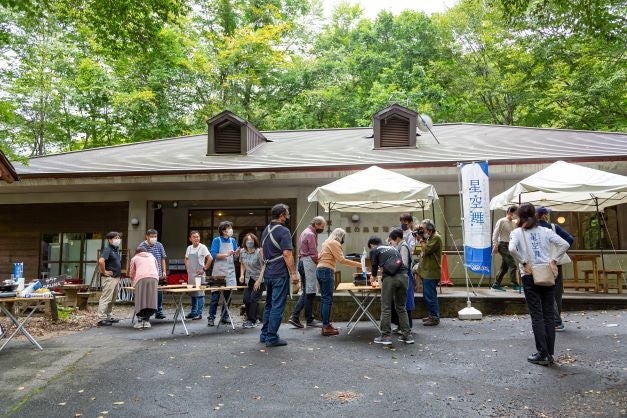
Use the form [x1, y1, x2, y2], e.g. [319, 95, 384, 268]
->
[0, 0, 624, 159]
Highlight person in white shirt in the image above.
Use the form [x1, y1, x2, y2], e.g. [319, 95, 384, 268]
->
[491, 206, 519, 291]
[184, 230, 212, 320]
[509, 203, 569, 366]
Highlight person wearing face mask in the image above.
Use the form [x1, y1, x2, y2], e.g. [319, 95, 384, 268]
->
[239, 233, 263, 328]
[185, 230, 212, 320]
[316, 228, 362, 336]
[208, 221, 238, 326]
[288, 216, 326, 329]
[96, 231, 123, 326]
[387, 228, 415, 331]
[417, 219, 442, 326]
[137, 229, 168, 319]
[399, 213, 416, 250]
[257, 203, 298, 347]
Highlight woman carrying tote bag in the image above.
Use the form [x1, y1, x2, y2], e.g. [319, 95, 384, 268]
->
[508, 203, 569, 366]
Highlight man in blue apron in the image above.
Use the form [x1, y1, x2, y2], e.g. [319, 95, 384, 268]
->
[258, 203, 299, 347]
[208, 221, 238, 326]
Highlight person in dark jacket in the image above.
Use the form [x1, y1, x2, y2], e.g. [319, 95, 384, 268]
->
[368, 236, 413, 345]
[417, 220, 443, 326]
[536, 206, 574, 332]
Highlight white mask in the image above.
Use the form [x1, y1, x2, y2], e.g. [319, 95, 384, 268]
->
[111, 238, 121, 247]
[148, 237, 157, 245]
[226, 228, 233, 237]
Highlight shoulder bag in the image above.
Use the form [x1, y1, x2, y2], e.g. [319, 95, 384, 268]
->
[522, 230, 556, 286]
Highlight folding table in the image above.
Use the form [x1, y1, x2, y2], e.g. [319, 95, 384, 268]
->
[0, 296, 50, 351]
[336, 282, 381, 334]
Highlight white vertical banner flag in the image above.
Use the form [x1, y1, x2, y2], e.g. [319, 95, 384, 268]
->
[461, 162, 491, 274]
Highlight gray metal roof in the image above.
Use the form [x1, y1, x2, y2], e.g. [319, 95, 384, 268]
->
[11, 123, 627, 176]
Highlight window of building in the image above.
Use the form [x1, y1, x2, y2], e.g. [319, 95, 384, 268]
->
[42, 232, 108, 282]
[188, 208, 271, 246]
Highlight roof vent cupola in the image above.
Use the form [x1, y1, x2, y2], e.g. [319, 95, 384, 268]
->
[206, 110, 267, 155]
[372, 104, 418, 149]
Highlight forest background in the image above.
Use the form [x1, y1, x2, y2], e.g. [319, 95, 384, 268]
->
[0, 0, 624, 160]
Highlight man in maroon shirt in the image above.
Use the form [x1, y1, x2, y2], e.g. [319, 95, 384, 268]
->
[289, 216, 326, 328]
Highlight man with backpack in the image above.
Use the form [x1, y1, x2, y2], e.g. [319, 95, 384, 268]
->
[417, 219, 442, 326]
[367, 236, 413, 345]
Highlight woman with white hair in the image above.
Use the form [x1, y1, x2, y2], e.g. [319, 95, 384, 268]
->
[316, 228, 362, 336]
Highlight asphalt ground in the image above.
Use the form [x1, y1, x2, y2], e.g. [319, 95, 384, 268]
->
[1, 309, 625, 417]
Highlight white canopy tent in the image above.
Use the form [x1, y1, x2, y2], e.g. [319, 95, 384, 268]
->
[307, 165, 439, 212]
[489, 161, 627, 212]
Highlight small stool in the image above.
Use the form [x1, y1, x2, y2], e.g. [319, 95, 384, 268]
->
[598, 270, 625, 294]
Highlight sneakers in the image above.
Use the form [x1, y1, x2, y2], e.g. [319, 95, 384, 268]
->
[306, 319, 322, 328]
[242, 320, 255, 328]
[155, 313, 166, 320]
[191, 314, 202, 320]
[97, 319, 112, 326]
[207, 317, 215, 327]
[491, 284, 506, 291]
[265, 339, 288, 347]
[392, 327, 403, 335]
[185, 313, 195, 319]
[288, 318, 304, 329]
[374, 335, 393, 345]
[527, 352, 551, 366]
[133, 321, 144, 329]
[142, 321, 151, 328]
[321, 324, 339, 336]
[107, 317, 120, 323]
[423, 316, 440, 326]
[555, 323, 565, 332]
[398, 334, 415, 344]
[512, 284, 523, 291]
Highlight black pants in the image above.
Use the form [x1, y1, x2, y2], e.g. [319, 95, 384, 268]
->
[553, 265, 564, 325]
[243, 278, 264, 322]
[522, 275, 556, 356]
[291, 260, 315, 323]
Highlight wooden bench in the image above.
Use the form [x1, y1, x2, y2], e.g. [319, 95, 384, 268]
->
[584, 269, 625, 294]
[8, 295, 67, 321]
[76, 292, 93, 310]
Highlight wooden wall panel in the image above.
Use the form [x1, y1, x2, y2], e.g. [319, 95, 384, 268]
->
[0, 202, 128, 279]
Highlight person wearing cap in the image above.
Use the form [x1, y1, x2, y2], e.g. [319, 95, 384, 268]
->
[491, 206, 519, 291]
[97, 231, 122, 326]
[536, 206, 574, 332]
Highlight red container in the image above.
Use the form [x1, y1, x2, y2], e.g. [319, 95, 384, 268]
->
[167, 272, 188, 285]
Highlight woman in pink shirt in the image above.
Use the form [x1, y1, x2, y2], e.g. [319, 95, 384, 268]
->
[129, 247, 159, 329]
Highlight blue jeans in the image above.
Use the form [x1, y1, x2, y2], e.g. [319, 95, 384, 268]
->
[208, 290, 232, 319]
[190, 295, 205, 316]
[317, 267, 335, 325]
[422, 278, 439, 318]
[157, 291, 164, 314]
[260, 276, 289, 344]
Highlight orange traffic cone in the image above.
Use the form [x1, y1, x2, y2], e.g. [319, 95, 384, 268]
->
[440, 254, 454, 286]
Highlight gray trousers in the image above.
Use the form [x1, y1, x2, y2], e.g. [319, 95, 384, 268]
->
[380, 272, 411, 336]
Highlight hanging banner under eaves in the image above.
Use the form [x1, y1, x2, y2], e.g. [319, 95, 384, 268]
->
[461, 162, 491, 275]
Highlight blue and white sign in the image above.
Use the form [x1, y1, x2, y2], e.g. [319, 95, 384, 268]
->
[461, 162, 491, 274]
